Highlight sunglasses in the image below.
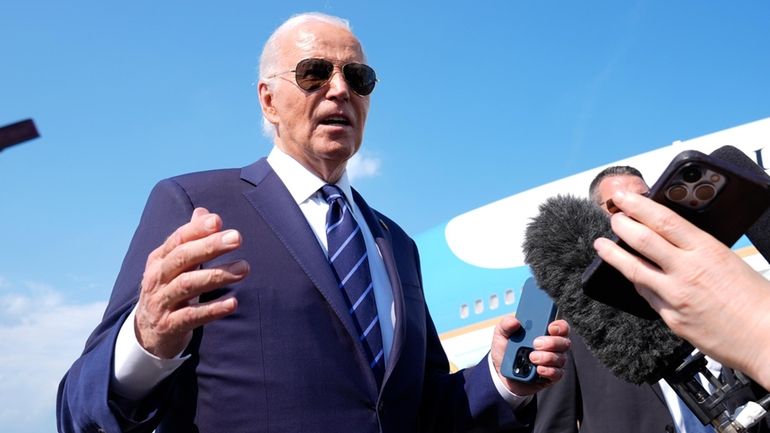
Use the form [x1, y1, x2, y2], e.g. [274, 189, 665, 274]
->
[268, 58, 377, 96]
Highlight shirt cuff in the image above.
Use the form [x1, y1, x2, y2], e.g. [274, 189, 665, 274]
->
[487, 353, 533, 409]
[112, 307, 189, 400]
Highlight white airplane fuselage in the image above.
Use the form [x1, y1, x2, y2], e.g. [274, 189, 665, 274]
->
[415, 117, 770, 370]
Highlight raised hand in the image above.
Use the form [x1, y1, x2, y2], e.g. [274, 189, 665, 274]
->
[134, 207, 250, 358]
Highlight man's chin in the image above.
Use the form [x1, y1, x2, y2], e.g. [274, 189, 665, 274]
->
[316, 138, 360, 158]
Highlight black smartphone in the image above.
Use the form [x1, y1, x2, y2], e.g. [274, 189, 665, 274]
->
[582, 149, 770, 319]
[501, 277, 558, 383]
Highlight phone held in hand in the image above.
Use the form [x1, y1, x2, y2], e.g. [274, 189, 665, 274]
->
[501, 277, 558, 383]
[581, 149, 770, 319]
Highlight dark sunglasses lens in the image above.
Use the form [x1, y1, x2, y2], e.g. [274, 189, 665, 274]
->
[295, 59, 334, 91]
[343, 63, 376, 95]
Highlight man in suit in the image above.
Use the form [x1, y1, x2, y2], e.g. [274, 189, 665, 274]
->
[534, 166, 767, 433]
[57, 12, 571, 433]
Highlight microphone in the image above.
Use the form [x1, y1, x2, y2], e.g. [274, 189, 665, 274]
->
[522, 194, 691, 384]
[709, 145, 770, 264]
[523, 194, 765, 432]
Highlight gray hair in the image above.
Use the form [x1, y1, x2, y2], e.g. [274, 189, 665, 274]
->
[588, 165, 645, 204]
[258, 12, 353, 138]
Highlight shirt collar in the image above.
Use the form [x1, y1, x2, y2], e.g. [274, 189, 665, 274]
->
[266, 146, 355, 205]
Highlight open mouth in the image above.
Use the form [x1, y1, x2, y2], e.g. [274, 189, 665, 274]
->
[319, 115, 352, 127]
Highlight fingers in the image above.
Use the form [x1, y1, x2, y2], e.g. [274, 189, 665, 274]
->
[593, 236, 668, 305]
[529, 321, 570, 383]
[533, 364, 565, 383]
[149, 208, 221, 264]
[166, 296, 239, 336]
[143, 208, 243, 294]
[495, 318, 570, 362]
[155, 229, 243, 283]
[608, 212, 680, 271]
[529, 320, 570, 369]
[547, 319, 570, 338]
[529, 347, 567, 369]
[135, 209, 249, 358]
[493, 315, 570, 395]
[160, 260, 250, 309]
[609, 191, 710, 251]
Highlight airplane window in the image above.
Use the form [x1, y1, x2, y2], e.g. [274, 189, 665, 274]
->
[460, 304, 469, 319]
[489, 294, 499, 310]
[474, 299, 484, 314]
[504, 289, 515, 305]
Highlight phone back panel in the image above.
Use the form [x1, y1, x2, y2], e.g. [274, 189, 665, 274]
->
[501, 277, 558, 382]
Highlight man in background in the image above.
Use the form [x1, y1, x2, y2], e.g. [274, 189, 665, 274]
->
[588, 165, 648, 215]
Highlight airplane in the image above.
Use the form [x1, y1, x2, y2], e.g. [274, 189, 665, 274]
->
[416, 116, 770, 370]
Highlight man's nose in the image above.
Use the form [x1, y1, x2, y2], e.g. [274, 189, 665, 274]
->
[325, 69, 351, 99]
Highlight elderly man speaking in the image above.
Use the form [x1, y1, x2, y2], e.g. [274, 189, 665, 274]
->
[57, 12, 570, 433]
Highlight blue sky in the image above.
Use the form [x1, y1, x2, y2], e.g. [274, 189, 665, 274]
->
[2, 1, 770, 431]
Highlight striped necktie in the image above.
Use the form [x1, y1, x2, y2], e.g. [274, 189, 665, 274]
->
[320, 184, 385, 385]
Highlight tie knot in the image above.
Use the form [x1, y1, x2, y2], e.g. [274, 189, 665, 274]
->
[320, 184, 345, 204]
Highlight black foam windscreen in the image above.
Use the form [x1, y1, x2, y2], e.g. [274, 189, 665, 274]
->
[523, 194, 692, 384]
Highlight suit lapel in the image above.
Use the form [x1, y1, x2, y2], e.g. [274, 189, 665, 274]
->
[352, 189, 407, 384]
[240, 160, 361, 351]
[650, 382, 667, 405]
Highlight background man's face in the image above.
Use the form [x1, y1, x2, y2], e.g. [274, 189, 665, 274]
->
[597, 174, 649, 215]
[264, 21, 370, 181]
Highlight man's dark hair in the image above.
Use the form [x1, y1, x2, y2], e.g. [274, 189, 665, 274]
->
[588, 166, 645, 204]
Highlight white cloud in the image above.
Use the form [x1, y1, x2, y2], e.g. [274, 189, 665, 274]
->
[347, 153, 382, 181]
[0, 281, 106, 432]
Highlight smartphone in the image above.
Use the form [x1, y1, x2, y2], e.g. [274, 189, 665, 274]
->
[501, 277, 558, 383]
[582, 149, 770, 319]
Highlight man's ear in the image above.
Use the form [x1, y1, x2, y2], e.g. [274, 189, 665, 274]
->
[258, 81, 279, 124]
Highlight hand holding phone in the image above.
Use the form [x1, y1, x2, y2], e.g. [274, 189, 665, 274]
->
[582, 149, 770, 319]
[501, 277, 558, 383]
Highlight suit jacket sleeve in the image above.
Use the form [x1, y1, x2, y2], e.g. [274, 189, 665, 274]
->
[391, 236, 531, 432]
[57, 179, 195, 433]
[420, 312, 535, 432]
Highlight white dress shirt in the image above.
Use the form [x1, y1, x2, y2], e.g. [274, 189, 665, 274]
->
[659, 355, 722, 433]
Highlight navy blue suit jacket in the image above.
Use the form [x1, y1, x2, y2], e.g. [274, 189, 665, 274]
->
[57, 159, 528, 433]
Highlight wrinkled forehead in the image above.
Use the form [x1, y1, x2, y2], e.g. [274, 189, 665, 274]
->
[278, 22, 365, 67]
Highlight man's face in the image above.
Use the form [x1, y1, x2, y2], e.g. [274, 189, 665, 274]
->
[259, 21, 370, 182]
[597, 174, 649, 215]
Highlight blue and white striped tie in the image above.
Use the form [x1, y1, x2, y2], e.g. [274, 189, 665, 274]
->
[320, 184, 385, 385]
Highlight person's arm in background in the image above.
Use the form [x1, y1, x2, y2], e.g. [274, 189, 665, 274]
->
[593, 190, 770, 390]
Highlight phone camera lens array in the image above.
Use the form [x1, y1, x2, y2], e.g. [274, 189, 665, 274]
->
[694, 183, 716, 200]
[664, 164, 724, 210]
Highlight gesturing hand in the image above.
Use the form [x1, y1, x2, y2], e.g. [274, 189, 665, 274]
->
[135, 208, 250, 359]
